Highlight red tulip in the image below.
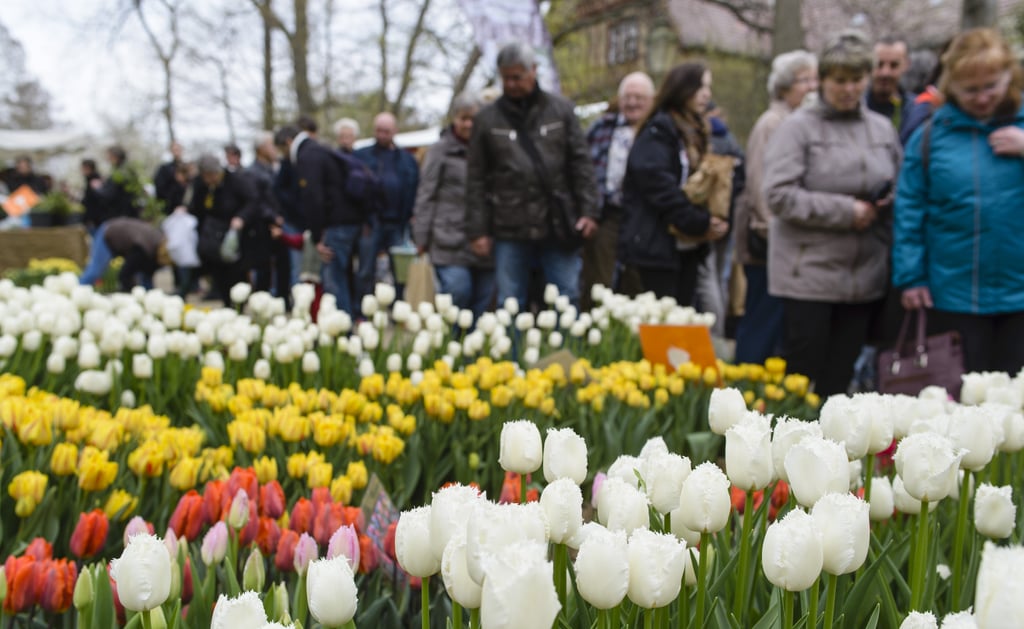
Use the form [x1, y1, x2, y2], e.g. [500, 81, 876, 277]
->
[289, 497, 314, 534]
[275, 530, 299, 572]
[358, 534, 377, 574]
[24, 538, 52, 561]
[181, 557, 194, 605]
[382, 521, 398, 562]
[169, 490, 206, 541]
[70, 509, 110, 559]
[313, 502, 344, 547]
[255, 517, 282, 557]
[227, 467, 259, 504]
[202, 480, 230, 524]
[311, 487, 332, 516]
[3, 556, 38, 613]
[259, 481, 285, 519]
[238, 500, 260, 548]
[39, 559, 76, 613]
[341, 506, 366, 535]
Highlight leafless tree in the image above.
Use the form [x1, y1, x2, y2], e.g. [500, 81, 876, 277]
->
[132, 0, 185, 143]
[251, 0, 316, 115]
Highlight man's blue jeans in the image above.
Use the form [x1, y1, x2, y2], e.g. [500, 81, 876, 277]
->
[80, 222, 113, 286]
[493, 239, 580, 310]
[323, 224, 362, 316]
[435, 265, 496, 319]
[356, 219, 407, 311]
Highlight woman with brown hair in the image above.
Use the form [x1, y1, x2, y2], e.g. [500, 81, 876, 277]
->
[894, 28, 1024, 374]
[762, 30, 901, 397]
[620, 61, 729, 305]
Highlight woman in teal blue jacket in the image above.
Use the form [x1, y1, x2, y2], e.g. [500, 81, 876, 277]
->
[894, 28, 1024, 374]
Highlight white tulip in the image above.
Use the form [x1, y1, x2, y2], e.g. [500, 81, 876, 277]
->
[597, 477, 650, 535]
[307, 555, 358, 626]
[606, 455, 642, 488]
[772, 417, 823, 482]
[892, 476, 938, 515]
[548, 331, 563, 348]
[537, 310, 557, 330]
[358, 358, 375, 378]
[541, 479, 583, 544]
[869, 477, 895, 521]
[75, 369, 113, 395]
[396, 506, 440, 578]
[543, 427, 588, 484]
[940, 610, 978, 629]
[587, 328, 602, 346]
[974, 541, 1024, 628]
[864, 393, 896, 454]
[543, 284, 559, 305]
[132, 354, 153, 379]
[784, 436, 850, 508]
[465, 502, 549, 586]
[708, 388, 747, 435]
[254, 359, 271, 380]
[522, 347, 539, 365]
[54, 336, 77, 359]
[525, 327, 542, 349]
[627, 529, 686, 609]
[301, 351, 320, 374]
[670, 510, 701, 547]
[78, 342, 101, 369]
[849, 459, 864, 491]
[574, 525, 629, 609]
[374, 283, 396, 307]
[442, 530, 483, 609]
[895, 432, 964, 503]
[456, 309, 474, 330]
[360, 295, 379, 318]
[430, 484, 485, 562]
[46, 353, 65, 374]
[21, 329, 41, 352]
[948, 406, 997, 471]
[761, 508, 823, 591]
[641, 452, 691, 514]
[677, 462, 731, 534]
[480, 540, 560, 629]
[900, 611, 939, 629]
[499, 420, 543, 475]
[974, 484, 1015, 539]
[811, 492, 869, 575]
[554, 295, 570, 313]
[639, 437, 669, 460]
[390, 300, 411, 323]
[726, 417, 774, 491]
[109, 533, 172, 612]
[121, 390, 136, 408]
[204, 350, 225, 371]
[212, 591, 268, 629]
[229, 282, 252, 305]
[819, 394, 873, 460]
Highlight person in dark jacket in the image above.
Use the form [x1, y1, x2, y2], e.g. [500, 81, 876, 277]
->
[245, 131, 290, 298]
[79, 217, 170, 290]
[153, 141, 185, 213]
[93, 145, 141, 223]
[189, 154, 260, 305]
[80, 158, 105, 234]
[354, 112, 419, 310]
[279, 124, 365, 316]
[8, 156, 49, 195]
[865, 36, 916, 141]
[465, 41, 599, 309]
[412, 92, 494, 317]
[894, 28, 1024, 374]
[620, 62, 729, 305]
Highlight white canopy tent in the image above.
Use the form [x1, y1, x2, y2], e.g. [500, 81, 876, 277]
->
[0, 129, 90, 158]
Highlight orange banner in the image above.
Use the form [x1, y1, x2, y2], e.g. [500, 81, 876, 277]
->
[2, 185, 40, 218]
[638, 324, 717, 370]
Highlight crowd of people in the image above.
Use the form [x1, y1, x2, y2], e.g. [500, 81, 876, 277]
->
[61, 28, 1024, 397]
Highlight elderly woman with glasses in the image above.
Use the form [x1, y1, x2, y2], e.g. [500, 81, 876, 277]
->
[894, 28, 1024, 374]
[762, 30, 901, 397]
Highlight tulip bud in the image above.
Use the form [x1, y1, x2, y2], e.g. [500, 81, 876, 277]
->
[785, 436, 849, 508]
[540, 479, 583, 544]
[869, 477, 895, 521]
[606, 455, 642, 488]
[677, 462, 731, 534]
[975, 542, 1024, 628]
[894, 432, 964, 502]
[574, 525, 629, 609]
[73, 567, 93, 610]
[149, 606, 168, 629]
[327, 525, 361, 573]
[201, 522, 229, 566]
[254, 359, 271, 380]
[243, 548, 266, 592]
[974, 484, 1015, 539]
[708, 387, 747, 435]
[228, 489, 250, 530]
[271, 582, 291, 622]
[307, 555, 359, 627]
[211, 591, 269, 629]
[627, 529, 686, 609]
[542, 427, 588, 485]
[810, 493, 869, 575]
[109, 533, 172, 612]
[498, 420, 543, 475]
[817, 394, 874, 461]
[294, 532, 318, 576]
[301, 351, 320, 374]
[761, 508, 823, 591]
[396, 506, 441, 578]
[480, 540, 560, 629]
[900, 611, 938, 629]
[442, 530, 483, 609]
[726, 416, 774, 491]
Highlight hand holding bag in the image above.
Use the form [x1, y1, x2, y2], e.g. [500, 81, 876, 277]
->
[877, 308, 963, 398]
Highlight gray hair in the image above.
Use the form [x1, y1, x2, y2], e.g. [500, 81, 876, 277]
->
[767, 50, 818, 99]
[618, 72, 655, 99]
[451, 91, 482, 115]
[197, 153, 222, 176]
[819, 29, 873, 79]
[496, 41, 536, 70]
[253, 131, 275, 151]
[333, 117, 360, 137]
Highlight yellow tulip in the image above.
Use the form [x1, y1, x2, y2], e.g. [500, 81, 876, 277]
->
[765, 357, 787, 376]
[490, 385, 514, 408]
[169, 456, 202, 491]
[702, 366, 719, 386]
[389, 413, 416, 436]
[288, 453, 309, 479]
[307, 461, 333, 489]
[467, 399, 491, 421]
[805, 392, 821, 408]
[372, 429, 405, 465]
[254, 456, 278, 484]
[51, 398, 82, 430]
[677, 362, 702, 381]
[783, 374, 810, 397]
[128, 440, 166, 478]
[359, 374, 385, 399]
[9, 470, 47, 517]
[278, 415, 310, 443]
[330, 475, 353, 504]
[16, 409, 53, 447]
[452, 388, 477, 410]
[313, 415, 347, 448]
[540, 397, 558, 416]
[345, 461, 368, 490]
[78, 450, 118, 492]
[358, 402, 383, 424]
[87, 419, 125, 452]
[654, 388, 669, 407]
[228, 420, 267, 454]
[104, 489, 138, 520]
[201, 366, 223, 388]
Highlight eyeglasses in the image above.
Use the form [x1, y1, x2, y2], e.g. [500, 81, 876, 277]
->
[952, 71, 1011, 98]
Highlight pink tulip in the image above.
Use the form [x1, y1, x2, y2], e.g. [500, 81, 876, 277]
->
[201, 522, 229, 566]
[327, 524, 361, 573]
[294, 532, 318, 576]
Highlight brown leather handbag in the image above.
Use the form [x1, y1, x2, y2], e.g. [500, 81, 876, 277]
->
[877, 308, 964, 398]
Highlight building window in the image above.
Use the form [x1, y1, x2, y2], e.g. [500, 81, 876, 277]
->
[608, 18, 639, 66]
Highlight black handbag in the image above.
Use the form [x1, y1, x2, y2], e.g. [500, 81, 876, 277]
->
[197, 216, 230, 263]
[877, 308, 964, 398]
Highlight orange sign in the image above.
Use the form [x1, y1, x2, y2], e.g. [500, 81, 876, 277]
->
[2, 185, 40, 218]
[638, 324, 717, 370]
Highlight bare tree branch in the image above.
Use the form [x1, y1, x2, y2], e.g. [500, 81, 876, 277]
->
[699, 0, 772, 33]
[449, 45, 481, 113]
[378, 0, 391, 113]
[392, 0, 433, 122]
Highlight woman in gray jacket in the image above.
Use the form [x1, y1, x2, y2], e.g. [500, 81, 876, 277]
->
[762, 30, 902, 397]
[412, 92, 495, 317]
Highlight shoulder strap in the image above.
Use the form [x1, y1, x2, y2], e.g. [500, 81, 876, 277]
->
[495, 105, 557, 204]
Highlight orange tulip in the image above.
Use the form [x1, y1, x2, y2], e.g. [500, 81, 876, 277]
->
[169, 490, 205, 541]
[70, 509, 109, 559]
[313, 502, 344, 547]
[289, 498, 314, 535]
[227, 467, 259, 504]
[275, 529, 299, 572]
[202, 479, 229, 524]
[3, 555, 38, 613]
[358, 534, 377, 574]
[39, 558, 76, 613]
[24, 538, 52, 560]
[341, 506, 366, 535]
[259, 480, 285, 519]
[255, 516, 282, 557]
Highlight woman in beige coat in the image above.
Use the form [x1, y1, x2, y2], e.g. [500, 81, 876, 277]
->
[762, 30, 902, 397]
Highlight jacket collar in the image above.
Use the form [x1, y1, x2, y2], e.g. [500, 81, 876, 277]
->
[812, 97, 864, 121]
[290, 131, 310, 164]
[934, 101, 1024, 131]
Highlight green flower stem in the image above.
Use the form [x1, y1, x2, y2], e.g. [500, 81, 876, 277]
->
[644, 608, 654, 629]
[422, 574, 430, 629]
[611, 603, 621, 629]
[696, 531, 710, 629]
[863, 454, 875, 505]
[452, 601, 463, 628]
[470, 607, 481, 629]
[597, 608, 609, 629]
[520, 474, 527, 504]
[950, 471, 972, 611]
[823, 573, 838, 629]
[910, 500, 930, 611]
[664, 511, 672, 536]
[680, 573, 689, 629]
[782, 590, 794, 629]
[341, 621, 357, 629]
[553, 543, 568, 614]
[140, 610, 153, 629]
[293, 571, 308, 628]
[732, 491, 755, 623]
[808, 576, 819, 629]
